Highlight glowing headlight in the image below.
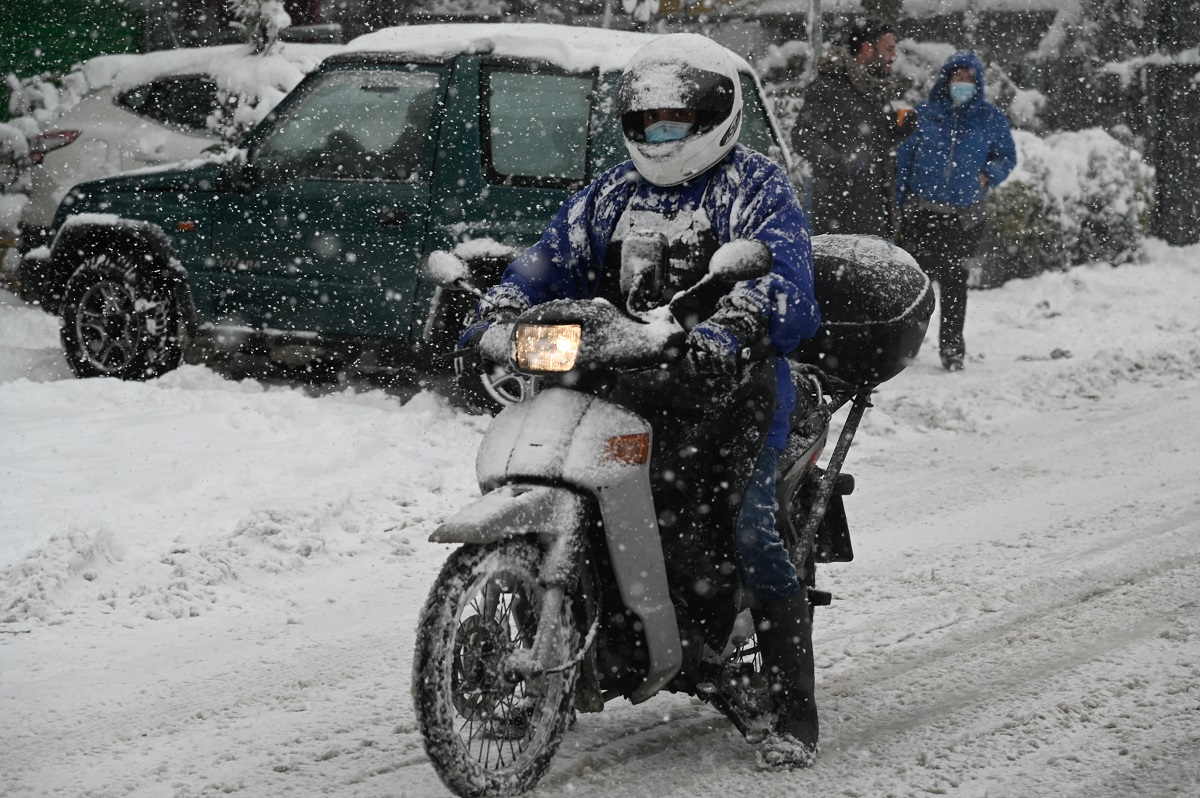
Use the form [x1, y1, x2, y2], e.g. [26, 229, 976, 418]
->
[513, 324, 582, 372]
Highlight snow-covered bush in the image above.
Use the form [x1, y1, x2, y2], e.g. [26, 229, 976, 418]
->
[229, 0, 292, 55]
[976, 127, 1154, 285]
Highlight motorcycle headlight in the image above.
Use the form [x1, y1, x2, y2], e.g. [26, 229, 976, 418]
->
[513, 323, 582, 373]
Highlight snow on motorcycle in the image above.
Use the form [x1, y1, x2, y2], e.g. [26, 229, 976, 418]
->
[413, 233, 933, 797]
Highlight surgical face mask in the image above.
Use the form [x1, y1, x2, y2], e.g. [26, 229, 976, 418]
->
[949, 81, 976, 105]
[644, 120, 694, 144]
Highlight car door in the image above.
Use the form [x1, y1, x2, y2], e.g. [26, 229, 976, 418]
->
[430, 58, 596, 252]
[209, 65, 445, 341]
[483, 64, 596, 243]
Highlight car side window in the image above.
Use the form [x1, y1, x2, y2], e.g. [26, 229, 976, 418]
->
[737, 74, 779, 160]
[253, 69, 442, 183]
[116, 75, 218, 133]
[483, 70, 593, 187]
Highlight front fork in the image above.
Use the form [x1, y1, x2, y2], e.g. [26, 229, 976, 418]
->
[504, 527, 592, 679]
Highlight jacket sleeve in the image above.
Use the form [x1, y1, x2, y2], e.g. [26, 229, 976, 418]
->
[982, 110, 1017, 189]
[894, 130, 916, 210]
[791, 83, 844, 170]
[471, 177, 614, 321]
[720, 157, 821, 355]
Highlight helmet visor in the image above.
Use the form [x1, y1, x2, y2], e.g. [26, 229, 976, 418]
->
[618, 60, 736, 142]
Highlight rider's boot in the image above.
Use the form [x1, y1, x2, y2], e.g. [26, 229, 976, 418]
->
[753, 588, 819, 769]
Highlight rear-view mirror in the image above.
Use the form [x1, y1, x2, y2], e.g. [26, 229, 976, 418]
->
[709, 240, 772, 282]
[426, 250, 477, 292]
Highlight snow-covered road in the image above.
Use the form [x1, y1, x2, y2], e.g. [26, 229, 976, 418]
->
[2, 241, 1199, 797]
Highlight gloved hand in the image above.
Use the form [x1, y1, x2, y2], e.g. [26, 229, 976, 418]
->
[685, 320, 741, 381]
[684, 281, 771, 380]
[454, 285, 531, 381]
[457, 317, 494, 352]
[455, 283, 532, 352]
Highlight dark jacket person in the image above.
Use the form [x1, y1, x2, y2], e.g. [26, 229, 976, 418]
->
[895, 49, 1017, 371]
[791, 19, 911, 237]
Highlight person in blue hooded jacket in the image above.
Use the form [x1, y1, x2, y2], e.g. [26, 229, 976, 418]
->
[895, 50, 1016, 371]
[460, 34, 824, 769]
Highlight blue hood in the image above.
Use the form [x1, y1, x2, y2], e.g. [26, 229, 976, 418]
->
[928, 50, 987, 110]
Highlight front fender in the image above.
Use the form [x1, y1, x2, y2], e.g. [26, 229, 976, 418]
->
[431, 484, 588, 546]
[468, 389, 684, 704]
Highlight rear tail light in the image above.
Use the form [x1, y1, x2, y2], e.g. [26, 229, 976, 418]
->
[29, 130, 80, 165]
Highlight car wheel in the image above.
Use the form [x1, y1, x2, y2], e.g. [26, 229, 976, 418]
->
[60, 251, 186, 380]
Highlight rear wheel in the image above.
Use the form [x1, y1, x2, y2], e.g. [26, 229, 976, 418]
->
[60, 251, 185, 380]
[414, 539, 580, 797]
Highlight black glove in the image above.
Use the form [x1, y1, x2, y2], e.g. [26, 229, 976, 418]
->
[684, 285, 770, 381]
[456, 283, 532, 351]
[685, 320, 741, 381]
[457, 317, 494, 352]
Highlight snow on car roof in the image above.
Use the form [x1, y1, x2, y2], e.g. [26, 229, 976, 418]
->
[346, 23, 753, 74]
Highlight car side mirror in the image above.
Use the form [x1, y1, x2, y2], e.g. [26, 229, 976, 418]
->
[426, 250, 481, 294]
[709, 240, 773, 282]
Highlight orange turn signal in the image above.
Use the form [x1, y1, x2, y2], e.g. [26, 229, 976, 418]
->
[602, 433, 651, 465]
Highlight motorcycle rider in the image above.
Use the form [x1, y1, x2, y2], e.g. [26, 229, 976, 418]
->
[460, 33, 823, 769]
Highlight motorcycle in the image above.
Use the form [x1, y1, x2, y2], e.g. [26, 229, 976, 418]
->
[413, 233, 933, 797]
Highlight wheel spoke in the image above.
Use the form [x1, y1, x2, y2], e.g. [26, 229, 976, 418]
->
[456, 579, 543, 758]
[73, 277, 139, 371]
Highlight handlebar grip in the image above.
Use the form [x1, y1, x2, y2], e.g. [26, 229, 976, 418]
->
[478, 322, 514, 365]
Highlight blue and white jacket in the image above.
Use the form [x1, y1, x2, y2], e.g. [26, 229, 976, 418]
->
[895, 50, 1017, 212]
[473, 144, 821, 448]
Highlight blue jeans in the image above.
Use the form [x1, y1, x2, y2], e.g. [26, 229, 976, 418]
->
[736, 445, 803, 604]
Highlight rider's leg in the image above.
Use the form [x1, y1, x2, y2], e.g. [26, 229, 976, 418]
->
[754, 587, 818, 768]
[735, 446, 800, 602]
[735, 445, 820, 768]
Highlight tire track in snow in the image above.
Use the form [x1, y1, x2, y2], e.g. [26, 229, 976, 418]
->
[520, 541, 1199, 798]
[515, 385, 1200, 797]
[0, 559, 453, 798]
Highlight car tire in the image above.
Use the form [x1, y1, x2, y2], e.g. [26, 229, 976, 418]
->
[60, 249, 187, 380]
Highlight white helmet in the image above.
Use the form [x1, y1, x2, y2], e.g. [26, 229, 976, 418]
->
[617, 33, 744, 187]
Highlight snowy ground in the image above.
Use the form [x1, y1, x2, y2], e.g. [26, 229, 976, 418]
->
[2, 241, 1199, 797]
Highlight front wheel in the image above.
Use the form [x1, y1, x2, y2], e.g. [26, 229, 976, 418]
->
[59, 251, 186, 380]
[414, 538, 580, 797]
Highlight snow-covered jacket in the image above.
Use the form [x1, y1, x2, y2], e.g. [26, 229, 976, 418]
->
[894, 50, 1017, 211]
[792, 50, 907, 237]
[476, 144, 821, 447]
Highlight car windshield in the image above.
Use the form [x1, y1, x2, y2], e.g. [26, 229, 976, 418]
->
[254, 69, 442, 182]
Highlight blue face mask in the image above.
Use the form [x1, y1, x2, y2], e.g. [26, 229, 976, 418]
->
[949, 81, 977, 105]
[644, 120, 694, 143]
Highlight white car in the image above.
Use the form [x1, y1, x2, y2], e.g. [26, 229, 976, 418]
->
[20, 43, 342, 251]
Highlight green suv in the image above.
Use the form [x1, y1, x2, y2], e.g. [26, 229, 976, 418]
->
[19, 24, 790, 381]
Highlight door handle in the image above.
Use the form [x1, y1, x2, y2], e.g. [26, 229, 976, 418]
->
[377, 207, 407, 228]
